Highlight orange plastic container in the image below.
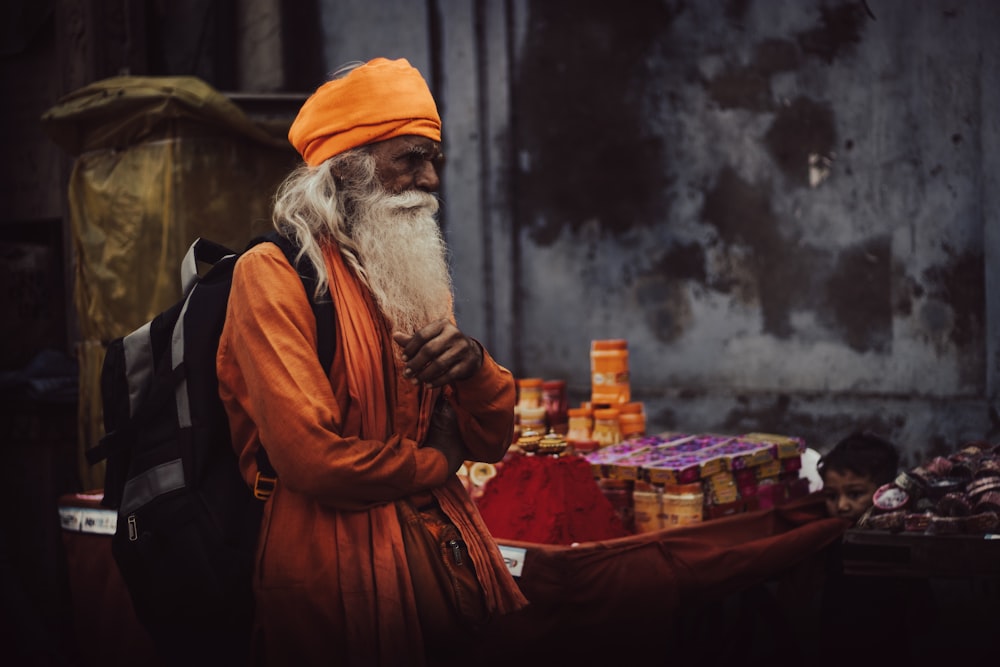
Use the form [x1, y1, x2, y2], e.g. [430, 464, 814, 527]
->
[517, 377, 543, 409]
[619, 413, 646, 439]
[592, 408, 622, 447]
[591, 339, 630, 405]
[566, 406, 593, 443]
[661, 483, 705, 529]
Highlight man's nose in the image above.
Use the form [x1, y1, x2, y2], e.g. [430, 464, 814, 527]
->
[415, 160, 440, 192]
[837, 496, 851, 512]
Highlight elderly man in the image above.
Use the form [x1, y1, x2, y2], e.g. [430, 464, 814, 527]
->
[217, 57, 527, 666]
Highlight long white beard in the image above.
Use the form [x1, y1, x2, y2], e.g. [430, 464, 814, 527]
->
[349, 190, 453, 335]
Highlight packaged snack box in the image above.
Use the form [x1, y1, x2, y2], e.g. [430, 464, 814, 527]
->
[585, 440, 653, 477]
[741, 432, 806, 459]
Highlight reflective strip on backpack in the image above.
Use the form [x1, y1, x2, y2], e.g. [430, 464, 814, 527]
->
[172, 290, 194, 429]
[123, 321, 154, 418]
[121, 458, 186, 515]
[180, 239, 201, 296]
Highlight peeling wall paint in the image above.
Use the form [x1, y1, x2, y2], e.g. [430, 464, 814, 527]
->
[512, 0, 676, 243]
[506, 0, 998, 454]
[318, 0, 999, 457]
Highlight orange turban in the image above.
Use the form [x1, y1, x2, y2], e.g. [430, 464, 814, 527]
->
[288, 57, 441, 167]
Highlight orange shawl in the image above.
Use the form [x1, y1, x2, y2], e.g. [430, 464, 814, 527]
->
[322, 241, 528, 618]
[217, 241, 526, 666]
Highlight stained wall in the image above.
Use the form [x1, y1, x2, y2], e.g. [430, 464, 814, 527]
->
[307, 0, 1000, 461]
[495, 1, 1000, 462]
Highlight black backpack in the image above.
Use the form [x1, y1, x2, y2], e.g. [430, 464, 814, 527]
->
[86, 232, 334, 666]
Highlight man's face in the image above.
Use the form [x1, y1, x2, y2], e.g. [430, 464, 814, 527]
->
[822, 469, 879, 524]
[368, 135, 444, 194]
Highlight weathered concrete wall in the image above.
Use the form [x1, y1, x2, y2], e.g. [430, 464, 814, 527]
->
[319, 0, 432, 78]
[236, 0, 283, 91]
[316, 0, 1000, 463]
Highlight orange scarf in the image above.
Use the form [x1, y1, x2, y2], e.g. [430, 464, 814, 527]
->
[322, 245, 527, 653]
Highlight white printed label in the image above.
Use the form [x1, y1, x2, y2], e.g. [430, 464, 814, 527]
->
[58, 506, 81, 532]
[58, 506, 118, 535]
[497, 544, 527, 578]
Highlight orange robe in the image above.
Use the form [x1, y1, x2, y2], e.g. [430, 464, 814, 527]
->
[217, 242, 528, 666]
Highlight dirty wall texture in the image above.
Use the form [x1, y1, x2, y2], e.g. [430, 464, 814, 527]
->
[507, 0, 999, 461]
[315, 0, 999, 462]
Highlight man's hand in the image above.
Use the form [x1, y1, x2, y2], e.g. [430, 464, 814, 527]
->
[392, 319, 483, 388]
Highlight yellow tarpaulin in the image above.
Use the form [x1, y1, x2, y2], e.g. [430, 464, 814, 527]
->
[41, 76, 299, 490]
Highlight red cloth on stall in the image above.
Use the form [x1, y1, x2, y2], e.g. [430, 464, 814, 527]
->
[480, 493, 846, 665]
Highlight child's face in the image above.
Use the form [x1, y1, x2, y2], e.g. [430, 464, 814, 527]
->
[822, 469, 879, 524]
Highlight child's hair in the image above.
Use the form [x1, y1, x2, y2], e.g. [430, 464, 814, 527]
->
[818, 430, 900, 486]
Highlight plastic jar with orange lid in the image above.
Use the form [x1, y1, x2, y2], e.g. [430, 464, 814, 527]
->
[619, 413, 646, 440]
[518, 405, 547, 432]
[632, 482, 664, 534]
[566, 406, 594, 443]
[592, 407, 622, 447]
[517, 377, 543, 410]
[591, 339, 630, 405]
[661, 483, 705, 529]
[618, 402, 646, 439]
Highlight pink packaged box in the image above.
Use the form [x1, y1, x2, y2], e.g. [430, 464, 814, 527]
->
[644, 453, 704, 485]
[754, 459, 782, 479]
[713, 439, 776, 471]
[741, 432, 806, 459]
[609, 448, 674, 480]
[698, 453, 728, 478]
[633, 432, 691, 448]
[689, 434, 736, 450]
[585, 440, 653, 477]
[755, 480, 789, 509]
[780, 456, 802, 473]
[608, 436, 698, 480]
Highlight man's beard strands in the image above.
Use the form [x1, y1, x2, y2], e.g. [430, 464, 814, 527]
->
[349, 189, 454, 335]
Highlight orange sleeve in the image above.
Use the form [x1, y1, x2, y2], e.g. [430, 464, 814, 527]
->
[446, 343, 517, 464]
[217, 243, 449, 508]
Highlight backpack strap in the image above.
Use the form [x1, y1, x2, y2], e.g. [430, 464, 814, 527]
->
[181, 238, 236, 295]
[255, 232, 336, 371]
[245, 232, 337, 496]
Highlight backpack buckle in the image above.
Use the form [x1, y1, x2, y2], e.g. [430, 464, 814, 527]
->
[253, 472, 277, 500]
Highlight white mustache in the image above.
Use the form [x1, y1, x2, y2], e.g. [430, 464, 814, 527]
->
[382, 190, 440, 214]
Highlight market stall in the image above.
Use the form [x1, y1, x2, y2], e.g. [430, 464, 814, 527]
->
[58, 488, 845, 666]
[454, 351, 1000, 663]
[54, 336, 1000, 664]
[481, 493, 845, 665]
[60, 439, 1000, 665]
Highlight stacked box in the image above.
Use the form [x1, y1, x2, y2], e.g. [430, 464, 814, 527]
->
[644, 453, 705, 485]
[756, 459, 782, 479]
[754, 479, 789, 509]
[741, 432, 806, 459]
[586, 440, 653, 477]
[705, 470, 739, 504]
[607, 436, 695, 480]
[721, 440, 777, 470]
[723, 434, 807, 508]
[584, 430, 810, 528]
